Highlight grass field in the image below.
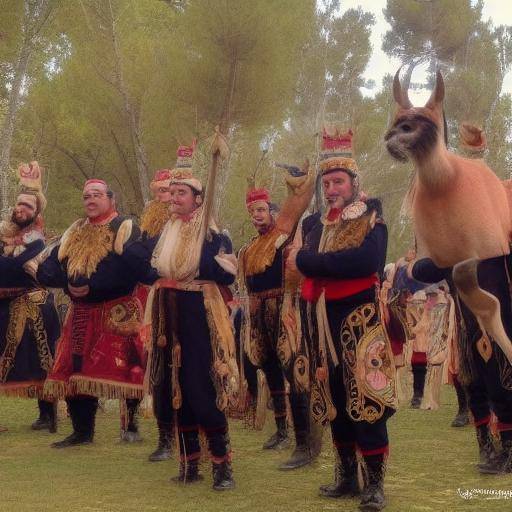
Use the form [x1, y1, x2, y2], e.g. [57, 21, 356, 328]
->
[0, 389, 511, 512]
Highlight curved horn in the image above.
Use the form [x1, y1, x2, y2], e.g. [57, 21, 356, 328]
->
[425, 70, 445, 109]
[393, 67, 413, 109]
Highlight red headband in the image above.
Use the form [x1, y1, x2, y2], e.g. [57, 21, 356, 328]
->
[246, 188, 270, 207]
[83, 179, 107, 191]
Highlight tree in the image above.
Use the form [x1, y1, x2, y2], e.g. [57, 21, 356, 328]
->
[0, 0, 57, 214]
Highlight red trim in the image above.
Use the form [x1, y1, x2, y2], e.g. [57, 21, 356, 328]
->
[301, 275, 378, 302]
[411, 352, 427, 365]
[327, 208, 341, 221]
[84, 179, 107, 189]
[180, 452, 201, 462]
[88, 210, 117, 225]
[497, 422, 512, 432]
[474, 415, 491, 427]
[358, 445, 389, 457]
[211, 452, 232, 464]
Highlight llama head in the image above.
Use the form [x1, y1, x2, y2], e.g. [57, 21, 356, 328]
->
[385, 69, 445, 163]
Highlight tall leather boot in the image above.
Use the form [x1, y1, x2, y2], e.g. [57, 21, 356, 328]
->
[262, 392, 290, 450]
[319, 443, 360, 498]
[172, 457, 203, 483]
[479, 429, 512, 474]
[148, 421, 173, 462]
[52, 397, 95, 448]
[207, 430, 234, 490]
[360, 453, 386, 511]
[121, 398, 142, 443]
[32, 400, 57, 433]
[172, 429, 203, 484]
[497, 432, 512, 473]
[278, 393, 314, 470]
[451, 378, 469, 427]
[476, 423, 499, 473]
[411, 364, 426, 408]
[212, 460, 235, 491]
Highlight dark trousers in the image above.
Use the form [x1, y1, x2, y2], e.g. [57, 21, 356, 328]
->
[152, 345, 173, 426]
[175, 290, 229, 461]
[329, 365, 389, 454]
[66, 395, 98, 436]
[455, 257, 512, 428]
[325, 292, 391, 455]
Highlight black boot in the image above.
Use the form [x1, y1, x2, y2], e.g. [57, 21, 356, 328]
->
[207, 429, 235, 490]
[212, 461, 235, 491]
[149, 422, 172, 462]
[121, 398, 142, 443]
[279, 392, 315, 470]
[360, 453, 386, 511]
[32, 400, 57, 433]
[52, 397, 96, 449]
[410, 364, 426, 409]
[319, 444, 360, 498]
[263, 414, 290, 450]
[479, 430, 512, 474]
[475, 424, 500, 473]
[171, 458, 203, 484]
[278, 430, 312, 470]
[451, 379, 469, 427]
[496, 437, 512, 473]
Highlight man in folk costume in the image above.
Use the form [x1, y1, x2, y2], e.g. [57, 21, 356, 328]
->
[287, 127, 395, 511]
[238, 163, 319, 469]
[139, 134, 239, 490]
[33, 179, 144, 447]
[0, 162, 60, 432]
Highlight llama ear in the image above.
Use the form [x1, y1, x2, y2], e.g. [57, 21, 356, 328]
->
[393, 67, 413, 109]
[425, 70, 445, 110]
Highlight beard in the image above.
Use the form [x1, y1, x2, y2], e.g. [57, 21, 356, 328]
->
[11, 211, 36, 229]
[140, 200, 171, 237]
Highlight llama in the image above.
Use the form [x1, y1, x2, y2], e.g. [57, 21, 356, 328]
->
[385, 70, 511, 268]
[385, 69, 512, 365]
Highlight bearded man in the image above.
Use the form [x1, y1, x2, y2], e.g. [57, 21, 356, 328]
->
[34, 179, 144, 448]
[0, 162, 60, 432]
[287, 128, 395, 512]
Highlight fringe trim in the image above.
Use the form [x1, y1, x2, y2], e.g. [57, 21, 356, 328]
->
[43, 376, 143, 400]
[70, 376, 144, 400]
[0, 381, 44, 398]
[43, 379, 68, 399]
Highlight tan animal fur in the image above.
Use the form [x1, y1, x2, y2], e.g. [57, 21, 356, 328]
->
[386, 70, 511, 268]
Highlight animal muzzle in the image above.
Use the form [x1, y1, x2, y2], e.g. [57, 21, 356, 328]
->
[384, 135, 409, 162]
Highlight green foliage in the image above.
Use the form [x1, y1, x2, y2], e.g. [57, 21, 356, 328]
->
[1, 0, 511, 261]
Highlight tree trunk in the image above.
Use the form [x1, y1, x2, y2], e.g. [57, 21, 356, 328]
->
[0, 0, 53, 214]
[0, 44, 31, 214]
[108, 0, 150, 205]
[213, 52, 238, 217]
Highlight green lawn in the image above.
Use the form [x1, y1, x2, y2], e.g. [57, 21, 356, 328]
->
[0, 389, 510, 512]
